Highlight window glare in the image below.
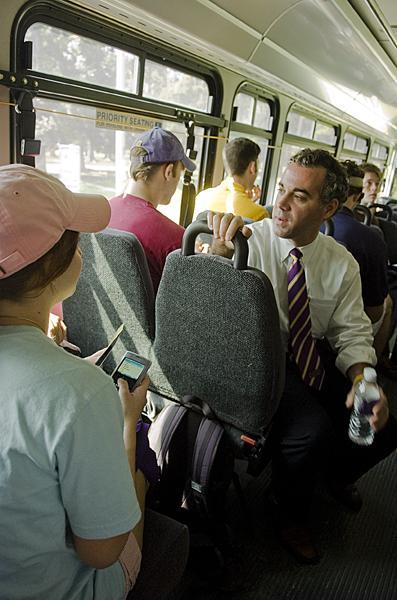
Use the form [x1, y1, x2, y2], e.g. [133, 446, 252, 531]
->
[143, 60, 209, 112]
[287, 112, 315, 139]
[25, 23, 139, 94]
[273, 143, 305, 203]
[253, 100, 271, 130]
[234, 93, 254, 125]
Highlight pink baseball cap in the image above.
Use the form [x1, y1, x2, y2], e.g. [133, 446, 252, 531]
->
[0, 164, 111, 279]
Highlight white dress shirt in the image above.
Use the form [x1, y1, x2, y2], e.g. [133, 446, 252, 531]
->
[247, 218, 376, 375]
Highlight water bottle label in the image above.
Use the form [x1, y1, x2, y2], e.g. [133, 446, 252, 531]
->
[358, 399, 378, 416]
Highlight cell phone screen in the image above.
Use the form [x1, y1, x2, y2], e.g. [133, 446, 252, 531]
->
[117, 356, 146, 386]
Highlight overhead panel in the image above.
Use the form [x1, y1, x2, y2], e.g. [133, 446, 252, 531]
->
[209, 0, 298, 34]
[256, 0, 396, 105]
[122, 0, 259, 60]
[377, 0, 397, 45]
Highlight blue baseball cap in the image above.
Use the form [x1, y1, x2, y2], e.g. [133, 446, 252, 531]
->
[132, 127, 196, 171]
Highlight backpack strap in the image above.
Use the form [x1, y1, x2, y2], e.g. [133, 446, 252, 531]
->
[148, 403, 187, 471]
[190, 417, 225, 517]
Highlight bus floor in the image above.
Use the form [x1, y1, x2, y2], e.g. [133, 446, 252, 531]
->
[176, 376, 397, 600]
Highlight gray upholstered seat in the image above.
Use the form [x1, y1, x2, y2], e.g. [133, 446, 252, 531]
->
[149, 221, 284, 438]
[63, 228, 155, 373]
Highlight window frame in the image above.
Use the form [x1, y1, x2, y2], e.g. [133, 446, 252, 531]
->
[11, 1, 225, 200]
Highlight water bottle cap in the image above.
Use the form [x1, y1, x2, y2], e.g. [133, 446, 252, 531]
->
[363, 367, 377, 383]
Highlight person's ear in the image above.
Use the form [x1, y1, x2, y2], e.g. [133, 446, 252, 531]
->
[324, 198, 339, 219]
[163, 163, 174, 181]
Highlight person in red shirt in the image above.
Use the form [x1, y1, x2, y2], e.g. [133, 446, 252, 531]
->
[109, 127, 196, 293]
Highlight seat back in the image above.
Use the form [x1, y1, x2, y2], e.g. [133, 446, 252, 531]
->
[353, 205, 371, 226]
[149, 221, 284, 437]
[377, 218, 397, 265]
[63, 228, 155, 372]
[372, 203, 393, 222]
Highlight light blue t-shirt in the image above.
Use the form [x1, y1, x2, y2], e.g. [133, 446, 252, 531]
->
[0, 326, 141, 600]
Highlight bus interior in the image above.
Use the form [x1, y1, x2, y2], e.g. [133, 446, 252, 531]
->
[1, 0, 397, 598]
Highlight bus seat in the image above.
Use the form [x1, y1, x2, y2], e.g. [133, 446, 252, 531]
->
[377, 218, 397, 265]
[353, 205, 384, 239]
[149, 220, 284, 440]
[63, 228, 155, 373]
[353, 205, 371, 226]
[127, 509, 189, 600]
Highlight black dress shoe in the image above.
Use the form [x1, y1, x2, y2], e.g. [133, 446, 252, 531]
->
[279, 524, 321, 565]
[328, 483, 363, 512]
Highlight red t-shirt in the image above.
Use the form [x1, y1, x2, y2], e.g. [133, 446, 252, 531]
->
[108, 194, 184, 293]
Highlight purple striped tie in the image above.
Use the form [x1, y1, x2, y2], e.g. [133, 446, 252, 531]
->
[288, 248, 325, 390]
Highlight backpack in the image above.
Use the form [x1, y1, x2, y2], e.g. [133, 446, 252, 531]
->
[148, 397, 267, 590]
[148, 397, 234, 524]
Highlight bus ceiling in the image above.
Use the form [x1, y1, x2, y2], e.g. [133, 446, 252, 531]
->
[65, 0, 397, 134]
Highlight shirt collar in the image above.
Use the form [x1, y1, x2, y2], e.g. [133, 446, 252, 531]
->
[224, 177, 246, 194]
[340, 205, 355, 217]
[278, 232, 321, 264]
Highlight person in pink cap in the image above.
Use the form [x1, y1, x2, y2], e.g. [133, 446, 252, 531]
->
[0, 164, 148, 599]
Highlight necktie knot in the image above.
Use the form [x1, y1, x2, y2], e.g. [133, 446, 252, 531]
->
[290, 247, 302, 261]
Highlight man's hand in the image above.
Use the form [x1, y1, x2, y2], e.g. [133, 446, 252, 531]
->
[346, 384, 389, 432]
[207, 211, 252, 258]
[248, 184, 261, 202]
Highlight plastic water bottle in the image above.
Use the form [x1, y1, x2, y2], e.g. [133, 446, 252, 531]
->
[348, 367, 380, 446]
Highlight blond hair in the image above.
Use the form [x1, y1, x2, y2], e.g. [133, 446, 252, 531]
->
[129, 146, 181, 182]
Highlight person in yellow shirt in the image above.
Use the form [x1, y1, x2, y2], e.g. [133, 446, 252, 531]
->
[195, 137, 270, 221]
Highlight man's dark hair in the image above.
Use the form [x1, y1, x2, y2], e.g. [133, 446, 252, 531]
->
[289, 148, 348, 207]
[0, 230, 79, 301]
[361, 163, 382, 180]
[340, 160, 364, 198]
[223, 138, 260, 176]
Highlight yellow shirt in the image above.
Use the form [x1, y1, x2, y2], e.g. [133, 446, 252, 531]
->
[194, 177, 269, 221]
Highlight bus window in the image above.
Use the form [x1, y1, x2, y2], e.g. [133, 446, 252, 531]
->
[370, 142, 389, 171]
[339, 131, 369, 163]
[228, 130, 269, 190]
[230, 89, 275, 197]
[274, 109, 339, 203]
[143, 61, 210, 113]
[25, 23, 139, 94]
[34, 98, 204, 224]
[233, 93, 255, 125]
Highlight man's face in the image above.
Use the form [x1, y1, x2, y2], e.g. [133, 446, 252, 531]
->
[272, 163, 337, 246]
[362, 171, 380, 205]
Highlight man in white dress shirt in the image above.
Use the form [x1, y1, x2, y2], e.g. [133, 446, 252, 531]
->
[208, 148, 397, 564]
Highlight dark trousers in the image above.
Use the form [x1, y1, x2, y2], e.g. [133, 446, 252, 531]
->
[271, 354, 397, 522]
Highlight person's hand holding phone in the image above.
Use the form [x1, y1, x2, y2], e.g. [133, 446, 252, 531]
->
[118, 376, 150, 425]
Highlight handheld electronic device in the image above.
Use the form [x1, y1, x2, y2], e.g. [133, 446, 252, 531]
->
[95, 324, 124, 367]
[112, 351, 151, 391]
